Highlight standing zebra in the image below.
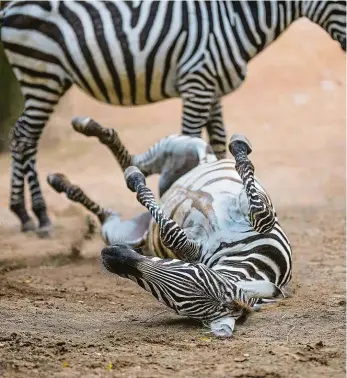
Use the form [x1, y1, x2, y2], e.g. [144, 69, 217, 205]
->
[47, 117, 292, 336]
[0, 1, 345, 236]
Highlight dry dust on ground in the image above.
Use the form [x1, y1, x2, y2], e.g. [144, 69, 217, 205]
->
[0, 20, 345, 378]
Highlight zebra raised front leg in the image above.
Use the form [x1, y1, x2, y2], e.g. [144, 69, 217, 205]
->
[47, 173, 112, 224]
[124, 166, 201, 262]
[47, 173, 151, 247]
[229, 134, 276, 233]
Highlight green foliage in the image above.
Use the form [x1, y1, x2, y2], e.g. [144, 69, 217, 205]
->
[0, 41, 24, 152]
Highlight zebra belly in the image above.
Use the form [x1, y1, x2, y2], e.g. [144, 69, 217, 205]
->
[144, 160, 257, 259]
[1, 1, 182, 106]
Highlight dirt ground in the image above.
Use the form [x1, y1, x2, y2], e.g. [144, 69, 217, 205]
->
[0, 20, 345, 378]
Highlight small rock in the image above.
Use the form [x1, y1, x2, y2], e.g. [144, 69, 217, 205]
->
[234, 356, 247, 362]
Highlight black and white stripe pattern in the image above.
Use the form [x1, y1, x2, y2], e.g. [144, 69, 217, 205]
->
[1, 1, 345, 234]
[48, 119, 292, 336]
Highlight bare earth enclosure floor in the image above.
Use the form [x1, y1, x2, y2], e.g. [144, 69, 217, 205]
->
[0, 21, 345, 378]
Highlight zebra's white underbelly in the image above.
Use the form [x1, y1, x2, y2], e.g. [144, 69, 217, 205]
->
[158, 160, 257, 246]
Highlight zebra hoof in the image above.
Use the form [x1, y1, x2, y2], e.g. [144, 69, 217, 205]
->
[229, 134, 252, 156]
[47, 173, 70, 194]
[36, 224, 54, 239]
[72, 117, 102, 137]
[124, 166, 146, 192]
[21, 219, 36, 233]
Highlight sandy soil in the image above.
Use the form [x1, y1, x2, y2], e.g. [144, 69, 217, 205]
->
[0, 20, 345, 378]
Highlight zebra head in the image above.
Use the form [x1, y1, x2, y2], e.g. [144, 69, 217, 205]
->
[101, 244, 283, 337]
[302, 1, 346, 51]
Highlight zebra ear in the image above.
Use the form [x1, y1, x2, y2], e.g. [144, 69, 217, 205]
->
[236, 280, 285, 299]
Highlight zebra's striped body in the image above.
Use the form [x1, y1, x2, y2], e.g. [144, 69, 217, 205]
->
[0, 0, 345, 235]
[48, 119, 291, 336]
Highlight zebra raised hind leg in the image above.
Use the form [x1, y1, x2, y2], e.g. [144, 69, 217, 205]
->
[71, 117, 217, 197]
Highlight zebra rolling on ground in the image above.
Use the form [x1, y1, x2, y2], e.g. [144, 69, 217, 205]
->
[47, 117, 292, 337]
[0, 1, 345, 236]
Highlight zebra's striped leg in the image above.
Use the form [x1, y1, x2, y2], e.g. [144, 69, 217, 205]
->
[9, 117, 50, 234]
[8, 69, 72, 236]
[9, 148, 36, 232]
[229, 134, 276, 233]
[47, 173, 112, 224]
[180, 83, 225, 156]
[124, 166, 201, 262]
[71, 117, 132, 171]
[206, 99, 227, 160]
[71, 117, 210, 196]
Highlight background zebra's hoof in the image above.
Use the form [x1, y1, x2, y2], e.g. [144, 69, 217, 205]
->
[72, 117, 103, 137]
[36, 224, 54, 239]
[124, 166, 146, 192]
[229, 134, 253, 156]
[21, 218, 36, 233]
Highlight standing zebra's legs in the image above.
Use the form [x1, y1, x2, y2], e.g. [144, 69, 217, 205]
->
[9, 74, 72, 236]
[9, 143, 35, 232]
[179, 76, 226, 160]
[10, 113, 52, 235]
[124, 166, 201, 262]
[229, 134, 276, 233]
[71, 117, 214, 196]
[206, 99, 227, 160]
